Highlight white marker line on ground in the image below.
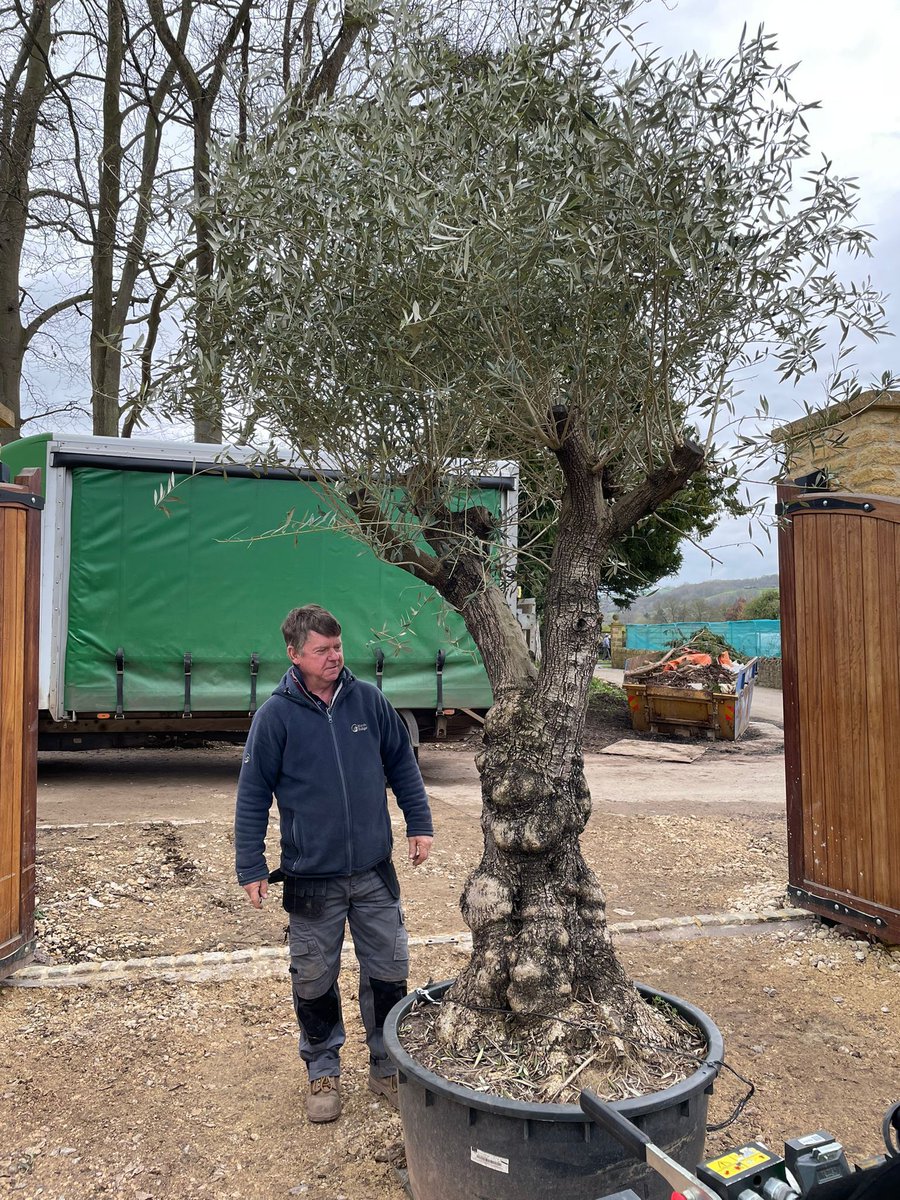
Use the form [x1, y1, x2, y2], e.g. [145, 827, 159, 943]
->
[1, 909, 813, 988]
[37, 818, 217, 830]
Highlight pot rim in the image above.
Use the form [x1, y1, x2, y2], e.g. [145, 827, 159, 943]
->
[383, 979, 724, 1123]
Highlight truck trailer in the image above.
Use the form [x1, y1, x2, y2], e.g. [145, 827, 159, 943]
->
[0, 434, 515, 750]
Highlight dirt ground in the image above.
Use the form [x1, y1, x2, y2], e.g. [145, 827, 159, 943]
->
[2, 689, 899, 1199]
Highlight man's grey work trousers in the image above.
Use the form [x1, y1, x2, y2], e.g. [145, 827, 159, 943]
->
[287, 868, 409, 1081]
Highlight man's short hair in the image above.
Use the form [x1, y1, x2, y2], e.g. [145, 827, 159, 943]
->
[281, 604, 342, 651]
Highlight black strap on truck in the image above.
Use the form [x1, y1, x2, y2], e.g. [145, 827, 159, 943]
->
[435, 650, 446, 715]
[249, 653, 259, 714]
[374, 649, 385, 691]
[183, 653, 192, 717]
[115, 648, 125, 718]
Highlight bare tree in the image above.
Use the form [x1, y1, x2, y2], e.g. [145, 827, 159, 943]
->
[143, 0, 526, 442]
[148, 0, 257, 443]
[0, 0, 90, 442]
[89, 0, 125, 434]
[3, 0, 548, 444]
[90, 0, 189, 434]
[2, 0, 182, 440]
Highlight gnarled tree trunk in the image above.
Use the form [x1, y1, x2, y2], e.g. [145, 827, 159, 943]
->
[452, 684, 638, 1015]
[428, 431, 706, 1050]
[435, 468, 644, 1047]
[352, 426, 705, 1051]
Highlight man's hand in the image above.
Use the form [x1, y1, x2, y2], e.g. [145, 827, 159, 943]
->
[242, 879, 268, 908]
[408, 836, 433, 867]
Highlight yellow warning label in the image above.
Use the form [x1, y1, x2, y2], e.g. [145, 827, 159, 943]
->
[705, 1147, 773, 1177]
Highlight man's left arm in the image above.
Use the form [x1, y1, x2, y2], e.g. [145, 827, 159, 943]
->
[378, 695, 434, 867]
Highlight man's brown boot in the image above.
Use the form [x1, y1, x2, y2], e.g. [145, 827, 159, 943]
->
[368, 1071, 400, 1109]
[308, 1076, 341, 1123]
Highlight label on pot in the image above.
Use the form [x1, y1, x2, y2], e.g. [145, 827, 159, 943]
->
[470, 1148, 509, 1174]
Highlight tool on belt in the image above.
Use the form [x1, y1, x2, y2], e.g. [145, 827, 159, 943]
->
[268, 858, 401, 917]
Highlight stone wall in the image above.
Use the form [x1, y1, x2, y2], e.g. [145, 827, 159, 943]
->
[613, 649, 658, 671]
[776, 390, 900, 496]
[608, 615, 626, 665]
[755, 658, 782, 689]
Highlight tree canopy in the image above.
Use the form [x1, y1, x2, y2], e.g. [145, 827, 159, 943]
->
[179, 0, 886, 566]
[743, 587, 780, 620]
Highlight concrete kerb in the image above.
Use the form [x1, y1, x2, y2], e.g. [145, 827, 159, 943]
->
[2, 907, 812, 989]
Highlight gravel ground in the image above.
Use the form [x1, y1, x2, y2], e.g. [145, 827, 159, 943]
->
[2, 930, 898, 1200]
[3, 695, 898, 1199]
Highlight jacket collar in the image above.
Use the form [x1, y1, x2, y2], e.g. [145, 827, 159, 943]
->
[277, 665, 354, 709]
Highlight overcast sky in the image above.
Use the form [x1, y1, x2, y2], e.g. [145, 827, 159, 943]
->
[640, 0, 900, 584]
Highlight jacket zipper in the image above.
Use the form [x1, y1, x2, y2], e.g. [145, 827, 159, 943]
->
[325, 684, 354, 874]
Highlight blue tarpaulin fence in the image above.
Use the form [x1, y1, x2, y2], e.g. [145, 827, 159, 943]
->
[625, 620, 781, 659]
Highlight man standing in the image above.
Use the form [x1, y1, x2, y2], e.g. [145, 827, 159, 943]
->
[235, 604, 434, 1123]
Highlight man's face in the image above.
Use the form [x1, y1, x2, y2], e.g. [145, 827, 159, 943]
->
[288, 630, 344, 694]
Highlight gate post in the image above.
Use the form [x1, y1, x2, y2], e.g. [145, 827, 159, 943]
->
[0, 467, 42, 979]
[776, 483, 803, 896]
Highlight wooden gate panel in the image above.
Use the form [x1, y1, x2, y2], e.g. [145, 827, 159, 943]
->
[0, 470, 41, 978]
[793, 513, 827, 886]
[1, 512, 24, 946]
[886, 521, 900, 907]
[781, 489, 900, 940]
[825, 514, 856, 896]
[870, 520, 899, 908]
[860, 519, 883, 905]
[798, 514, 820, 884]
[21, 474, 40, 961]
[845, 517, 870, 900]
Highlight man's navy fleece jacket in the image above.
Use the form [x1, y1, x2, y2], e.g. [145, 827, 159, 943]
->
[235, 667, 433, 884]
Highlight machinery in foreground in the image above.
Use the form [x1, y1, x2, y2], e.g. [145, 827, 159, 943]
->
[583, 1090, 900, 1200]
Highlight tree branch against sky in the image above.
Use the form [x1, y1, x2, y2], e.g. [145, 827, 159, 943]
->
[1, 0, 195, 440]
[162, 0, 889, 1063]
[8, 0, 469, 441]
[0, 0, 56, 442]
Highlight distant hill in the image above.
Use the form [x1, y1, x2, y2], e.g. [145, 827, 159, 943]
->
[615, 574, 779, 622]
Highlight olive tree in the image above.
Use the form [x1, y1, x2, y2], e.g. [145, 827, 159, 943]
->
[177, 1, 886, 1058]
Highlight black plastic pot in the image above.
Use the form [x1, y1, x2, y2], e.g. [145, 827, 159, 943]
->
[384, 980, 723, 1200]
